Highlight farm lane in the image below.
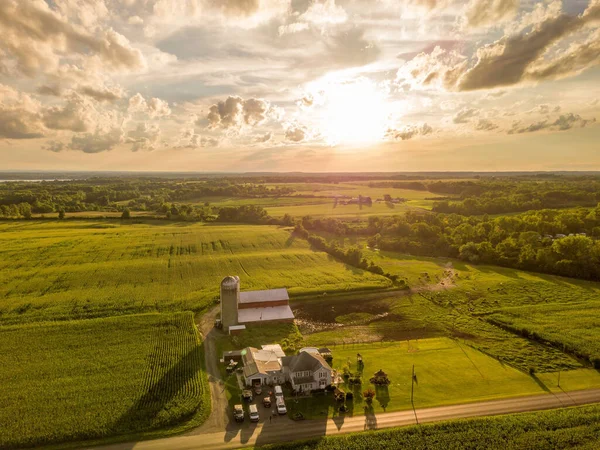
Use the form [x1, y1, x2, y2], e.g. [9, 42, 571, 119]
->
[192, 307, 230, 434]
[92, 387, 600, 450]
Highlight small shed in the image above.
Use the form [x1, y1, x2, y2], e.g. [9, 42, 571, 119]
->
[229, 324, 246, 335]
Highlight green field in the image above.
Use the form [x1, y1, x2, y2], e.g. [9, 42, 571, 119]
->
[286, 338, 600, 419]
[0, 221, 390, 324]
[0, 312, 209, 449]
[260, 404, 600, 449]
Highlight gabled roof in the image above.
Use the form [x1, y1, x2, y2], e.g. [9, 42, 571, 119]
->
[284, 351, 331, 373]
[242, 346, 283, 378]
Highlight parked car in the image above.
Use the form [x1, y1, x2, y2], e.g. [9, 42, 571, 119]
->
[233, 404, 244, 422]
[276, 397, 287, 415]
[249, 404, 259, 422]
[274, 385, 283, 398]
[242, 389, 253, 402]
[263, 396, 272, 408]
[254, 384, 262, 395]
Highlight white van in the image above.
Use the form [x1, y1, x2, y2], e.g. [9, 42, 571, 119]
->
[274, 385, 283, 398]
[249, 404, 259, 422]
[276, 397, 287, 415]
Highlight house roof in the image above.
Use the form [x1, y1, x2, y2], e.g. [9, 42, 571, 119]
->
[284, 351, 331, 373]
[242, 346, 283, 378]
[239, 288, 289, 304]
[238, 305, 294, 323]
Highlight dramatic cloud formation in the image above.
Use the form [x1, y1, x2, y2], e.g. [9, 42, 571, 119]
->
[0, 0, 144, 77]
[0, 0, 599, 170]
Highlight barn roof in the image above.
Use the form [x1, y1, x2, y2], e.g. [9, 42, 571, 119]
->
[238, 305, 294, 323]
[239, 288, 289, 304]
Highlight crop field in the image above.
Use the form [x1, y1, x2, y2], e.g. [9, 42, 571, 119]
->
[0, 312, 209, 449]
[287, 338, 600, 419]
[0, 221, 390, 324]
[261, 404, 600, 450]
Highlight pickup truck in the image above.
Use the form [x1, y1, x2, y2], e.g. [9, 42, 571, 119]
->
[233, 404, 244, 422]
[263, 396, 272, 408]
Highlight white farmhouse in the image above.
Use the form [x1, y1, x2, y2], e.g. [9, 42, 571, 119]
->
[240, 344, 333, 393]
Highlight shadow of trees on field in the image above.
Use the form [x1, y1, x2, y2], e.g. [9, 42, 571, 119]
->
[530, 373, 551, 393]
[109, 344, 204, 445]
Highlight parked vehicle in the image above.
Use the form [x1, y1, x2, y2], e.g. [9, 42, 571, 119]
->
[254, 384, 262, 395]
[274, 385, 283, 398]
[263, 396, 272, 408]
[242, 389, 253, 402]
[276, 397, 287, 415]
[233, 404, 244, 422]
[249, 404, 259, 422]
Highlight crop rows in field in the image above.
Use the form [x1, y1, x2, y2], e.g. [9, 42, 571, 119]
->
[261, 404, 600, 450]
[0, 221, 390, 324]
[0, 312, 208, 449]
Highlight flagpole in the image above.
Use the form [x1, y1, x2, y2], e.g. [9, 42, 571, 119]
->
[411, 364, 418, 425]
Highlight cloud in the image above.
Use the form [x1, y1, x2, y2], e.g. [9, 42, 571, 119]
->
[176, 128, 221, 148]
[68, 128, 124, 153]
[206, 0, 260, 16]
[0, 84, 45, 139]
[128, 94, 171, 118]
[255, 131, 273, 143]
[0, 1, 145, 77]
[0, 109, 45, 139]
[324, 27, 381, 68]
[453, 107, 479, 124]
[527, 104, 561, 115]
[37, 85, 63, 97]
[78, 85, 123, 102]
[396, 46, 467, 91]
[526, 28, 600, 83]
[475, 118, 499, 131]
[42, 94, 94, 132]
[126, 122, 161, 151]
[508, 112, 595, 134]
[280, 0, 347, 35]
[464, 0, 520, 29]
[458, 1, 600, 91]
[285, 125, 308, 142]
[386, 123, 433, 141]
[207, 96, 273, 129]
[43, 140, 66, 152]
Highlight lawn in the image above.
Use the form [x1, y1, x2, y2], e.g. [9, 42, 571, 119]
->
[0, 312, 209, 449]
[288, 338, 600, 419]
[0, 221, 390, 324]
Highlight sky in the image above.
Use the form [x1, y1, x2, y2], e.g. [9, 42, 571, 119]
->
[1, 0, 599, 172]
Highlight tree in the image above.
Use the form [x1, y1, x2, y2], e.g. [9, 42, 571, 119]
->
[363, 388, 375, 403]
[58, 209, 65, 220]
[121, 208, 131, 219]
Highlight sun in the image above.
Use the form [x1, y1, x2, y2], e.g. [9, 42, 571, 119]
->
[309, 77, 392, 146]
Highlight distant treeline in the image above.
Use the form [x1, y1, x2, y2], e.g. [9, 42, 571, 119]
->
[0, 178, 293, 217]
[370, 179, 600, 214]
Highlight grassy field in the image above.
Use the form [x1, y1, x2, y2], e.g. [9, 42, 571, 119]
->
[260, 404, 600, 449]
[0, 312, 209, 449]
[0, 221, 390, 324]
[294, 250, 599, 372]
[286, 338, 600, 419]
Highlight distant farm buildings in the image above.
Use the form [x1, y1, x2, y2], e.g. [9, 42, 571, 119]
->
[220, 276, 295, 332]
